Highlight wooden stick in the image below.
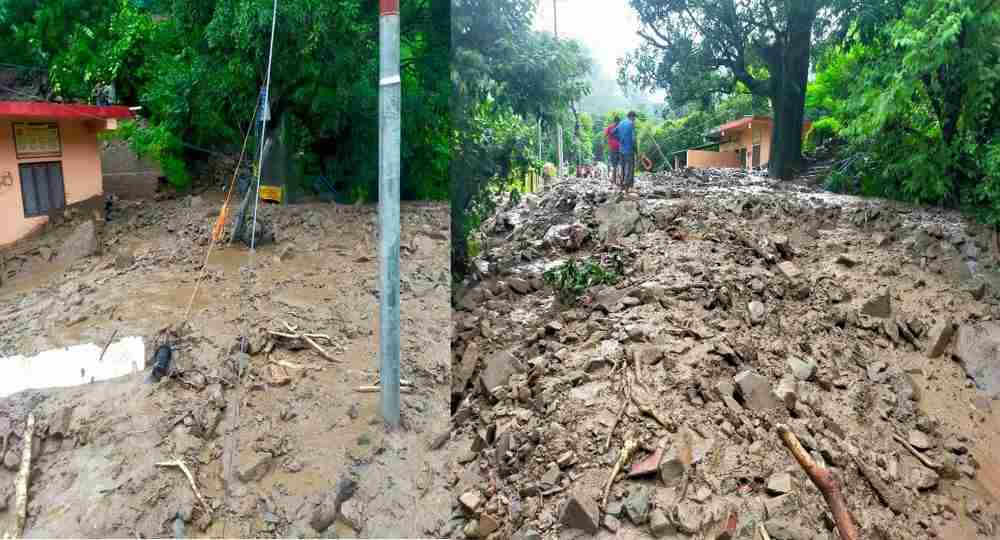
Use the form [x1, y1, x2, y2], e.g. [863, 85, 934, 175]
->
[280, 320, 338, 362]
[892, 433, 941, 471]
[98, 329, 119, 363]
[601, 438, 638, 511]
[631, 395, 672, 430]
[757, 523, 772, 540]
[851, 453, 905, 514]
[604, 378, 631, 453]
[155, 457, 209, 512]
[8, 413, 34, 539]
[776, 424, 858, 540]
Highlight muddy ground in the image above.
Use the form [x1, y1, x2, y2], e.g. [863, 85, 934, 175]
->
[450, 169, 1000, 539]
[0, 190, 451, 537]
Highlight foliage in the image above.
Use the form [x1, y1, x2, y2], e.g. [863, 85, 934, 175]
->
[116, 119, 190, 188]
[4, 0, 451, 203]
[620, 0, 872, 178]
[451, 0, 592, 277]
[542, 256, 621, 302]
[809, 0, 1000, 223]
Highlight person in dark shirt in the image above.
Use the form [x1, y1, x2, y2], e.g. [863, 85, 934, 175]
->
[613, 111, 638, 192]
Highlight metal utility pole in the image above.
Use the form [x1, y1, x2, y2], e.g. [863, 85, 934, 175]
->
[249, 0, 278, 254]
[553, 0, 564, 179]
[378, 0, 402, 428]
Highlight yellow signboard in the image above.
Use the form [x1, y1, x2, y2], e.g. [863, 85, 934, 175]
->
[260, 185, 283, 203]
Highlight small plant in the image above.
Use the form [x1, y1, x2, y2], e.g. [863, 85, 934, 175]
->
[543, 256, 621, 301]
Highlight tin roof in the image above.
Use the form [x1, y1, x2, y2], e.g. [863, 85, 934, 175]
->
[0, 101, 133, 120]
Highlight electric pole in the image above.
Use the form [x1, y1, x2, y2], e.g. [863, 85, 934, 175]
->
[553, 0, 564, 179]
[378, 0, 401, 428]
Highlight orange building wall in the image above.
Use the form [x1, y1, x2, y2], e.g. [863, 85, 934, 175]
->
[0, 118, 106, 247]
[686, 149, 742, 168]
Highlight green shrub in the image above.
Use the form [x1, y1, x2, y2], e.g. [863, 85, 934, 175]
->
[543, 256, 621, 302]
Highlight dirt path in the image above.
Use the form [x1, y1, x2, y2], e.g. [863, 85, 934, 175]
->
[450, 169, 1000, 539]
[0, 193, 451, 538]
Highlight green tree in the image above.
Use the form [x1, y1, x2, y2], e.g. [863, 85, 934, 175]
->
[620, 0, 868, 179]
[451, 0, 591, 276]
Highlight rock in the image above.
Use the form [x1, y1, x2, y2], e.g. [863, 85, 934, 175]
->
[861, 291, 892, 318]
[673, 501, 704, 534]
[767, 472, 793, 495]
[787, 357, 816, 381]
[479, 514, 500, 537]
[462, 520, 480, 538]
[909, 466, 940, 490]
[543, 222, 589, 250]
[594, 286, 628, 313]
[601, 340, 625, 365]
[954, 323, 1000, 398]
[659, 446, 688, 486]
[734, 370, 780, 411]
[454, 341, 479, 396]
[507, 277, 531, 295]
[764, 519, 812, 540]
[556, 450, 576, 468]
[560, 489, 599, 534]
[623, 490, 650, 525]
[835, 254, 857, 267]
[926, 319, 956, 359]
[512, 528, 541, 540]
[716, 381, 743, 412]
[603, 514, 621, 532]
[459, 490, 483, 512]
[632, 344, 663, 366]
[773, 376, 798, 411]
[747, 301, 766, 325]
[479, 351, 522, 397]
[274, 245, 294, 262]
[3, 449, 19, 471]
[595, 201, 640, 243]
[908, 429, 934, 450]
[649, 509, 672, 537]
[238, 454, 274, 482]
[944, 438, 968, 455]
[776, 261, 802, 279]
[114, 251, 134, 269]
[541, 462, 561, 486]
[57, 220, 100, 263]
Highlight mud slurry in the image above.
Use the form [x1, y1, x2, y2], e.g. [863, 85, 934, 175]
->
[450, 170, 1000, 540]
[0, 194, 451, 537]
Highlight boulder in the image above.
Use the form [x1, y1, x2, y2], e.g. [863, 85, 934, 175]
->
[926, 319, 956, 359]
[734, 370, 780, 411]
[861, 292, 891, 318]
[954, 322, 1000, 398]
[57, 220, 100, 263]
[560, 489, 599, 534]
[479, 351, 522, 397]
[595, 201, 640, 243]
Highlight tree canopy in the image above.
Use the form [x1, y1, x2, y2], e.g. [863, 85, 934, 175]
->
[0, 0, 450, 202]
[451, 0, 592, 276]
[621, 0, 873, 178]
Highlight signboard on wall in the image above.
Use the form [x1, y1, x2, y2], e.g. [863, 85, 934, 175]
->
[12, 122, 62, 159]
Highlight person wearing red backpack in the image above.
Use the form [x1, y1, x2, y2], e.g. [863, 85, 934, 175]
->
[604, 114, 622, 187]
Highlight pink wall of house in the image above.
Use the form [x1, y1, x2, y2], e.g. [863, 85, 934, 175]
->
[0, 118, 110, 248]
[686, 149, 742, 168]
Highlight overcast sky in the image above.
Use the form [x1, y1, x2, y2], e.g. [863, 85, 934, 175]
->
[532, 0, 643, 81]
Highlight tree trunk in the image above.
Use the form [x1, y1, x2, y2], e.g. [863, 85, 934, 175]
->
[768, 5, 816, 180]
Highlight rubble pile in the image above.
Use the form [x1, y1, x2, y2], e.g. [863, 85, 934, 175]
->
[450, 170, 1000, 539]
[0, 192, 451, 537]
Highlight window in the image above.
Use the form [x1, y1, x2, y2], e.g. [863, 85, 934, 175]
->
[19, 161, 65, 217]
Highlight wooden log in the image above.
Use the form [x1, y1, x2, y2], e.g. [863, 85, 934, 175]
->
[776, 424, 859, 540]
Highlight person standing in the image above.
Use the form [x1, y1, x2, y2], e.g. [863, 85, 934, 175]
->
[614, 111, 637, 192]
[604, 114, 622, 186]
